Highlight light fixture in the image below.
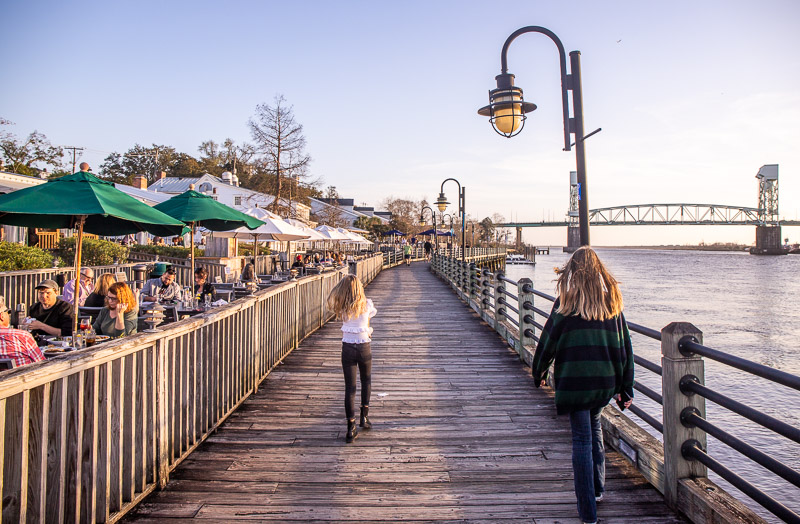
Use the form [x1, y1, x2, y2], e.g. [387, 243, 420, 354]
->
[477, 73, 536, 137]
[435, 193, 450, 213]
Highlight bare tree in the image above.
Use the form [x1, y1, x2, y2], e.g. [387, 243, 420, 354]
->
[248, 95, 312, 217]
[313, 186, 347, 227]
[0, 118, 63, 176]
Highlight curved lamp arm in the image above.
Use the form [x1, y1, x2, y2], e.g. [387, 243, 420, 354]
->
[499, 26, 571, 152]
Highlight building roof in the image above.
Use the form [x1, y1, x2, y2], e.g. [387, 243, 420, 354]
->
[148, 175, 204, 194]
[114, 183, 172, 206]
[0, 170, 47, 194]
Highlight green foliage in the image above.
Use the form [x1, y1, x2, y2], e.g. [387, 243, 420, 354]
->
[0, 117, 64, 175]
[130, 244, 203, 259]
[0, 241, 54, 271]
[353, 216, 387, 240]
[56, 237, 130, 266]
[237, 242, 271, 257]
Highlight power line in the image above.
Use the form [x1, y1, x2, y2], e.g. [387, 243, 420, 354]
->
[63, 146, 84, 173]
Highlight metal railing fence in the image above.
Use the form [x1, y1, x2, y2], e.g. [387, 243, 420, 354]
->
[431, 252, 796, 524]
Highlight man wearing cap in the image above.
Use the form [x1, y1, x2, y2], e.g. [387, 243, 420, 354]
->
[27, 280, 74, 338]
[62, 267, 95, 306]
[141, 268, 183, 303]
[0, 296, 45, 367]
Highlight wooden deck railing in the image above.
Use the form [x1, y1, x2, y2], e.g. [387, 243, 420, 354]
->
[0, 264, 143, 312]
[0, 253, 383, 523]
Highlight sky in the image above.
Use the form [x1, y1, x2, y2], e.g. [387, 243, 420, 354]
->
[2, 0, 799, 246]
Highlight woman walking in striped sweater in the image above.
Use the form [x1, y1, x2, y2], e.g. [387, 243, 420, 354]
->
[532, 246, 635, 524]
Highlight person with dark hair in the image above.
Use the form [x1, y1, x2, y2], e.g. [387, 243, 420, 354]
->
[27, 279, 74, 338]
[532, 247, 635, 524]
[193, 268, 215, 302]
[141, 268, 182, 302]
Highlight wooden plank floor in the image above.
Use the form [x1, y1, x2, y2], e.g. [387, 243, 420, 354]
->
[125, 262, 685, 523]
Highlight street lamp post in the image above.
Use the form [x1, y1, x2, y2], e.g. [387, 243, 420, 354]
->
[420, 205, 437, 257]
[478, 26, 595, 247]
[436, 178, 466, 262]
[441, 213, 456, 255]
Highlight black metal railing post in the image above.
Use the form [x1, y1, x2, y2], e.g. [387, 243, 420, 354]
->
[518, 277, 536, 359]
[661, 322, 707, 508]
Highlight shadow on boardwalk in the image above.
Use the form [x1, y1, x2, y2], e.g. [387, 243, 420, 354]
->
[125, 262, 685, 523]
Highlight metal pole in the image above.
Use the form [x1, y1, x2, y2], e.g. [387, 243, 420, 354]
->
[460, 187, 466, 262]
[570, 51, 590, 246]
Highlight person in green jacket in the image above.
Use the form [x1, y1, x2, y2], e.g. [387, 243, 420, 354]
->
[532, 246, 634, 524]
[92, 282, 139, 338]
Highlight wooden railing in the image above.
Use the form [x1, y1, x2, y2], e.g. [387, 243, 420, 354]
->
[0, 254, 384, 523]
[0, 264, 143, 312]
[430, 253, 764, 524]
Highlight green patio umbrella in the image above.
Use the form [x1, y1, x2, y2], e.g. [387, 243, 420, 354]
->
[153, 189, 264, 282]
[0, 171, 187, 336]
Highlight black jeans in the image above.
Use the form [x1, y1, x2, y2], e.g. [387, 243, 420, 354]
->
[341, 342, 372, 420]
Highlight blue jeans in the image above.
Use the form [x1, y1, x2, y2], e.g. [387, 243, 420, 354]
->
[569, 406, 605, 522]
[341, 342, 372, 420]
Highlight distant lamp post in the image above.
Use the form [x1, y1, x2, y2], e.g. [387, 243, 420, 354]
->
[420, 205, 437, 255]
[438, 178, 466, 262]
[441, 213, 456, 255]
[478, 26, 598, 246]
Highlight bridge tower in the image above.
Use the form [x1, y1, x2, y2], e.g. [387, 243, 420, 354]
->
[751, 164, 786, 255]
[564, 170, 581, 252]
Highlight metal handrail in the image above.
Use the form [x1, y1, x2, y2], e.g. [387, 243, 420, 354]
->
[681, 338, 800, 392]
[433, 252, 800, 522]
[683, 409, 800, 490]
[681, 378, 800, 444]
[683, 442, 800, 524]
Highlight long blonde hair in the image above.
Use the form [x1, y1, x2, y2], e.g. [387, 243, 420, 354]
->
[95, 273, 116, 296]
[555, 246, 623, 321]
[327, 274, 367, 320]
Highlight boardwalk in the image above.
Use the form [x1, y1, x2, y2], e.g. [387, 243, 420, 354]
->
[125, 262, 684, 523]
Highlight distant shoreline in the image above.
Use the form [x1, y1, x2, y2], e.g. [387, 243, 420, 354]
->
[592, 244, 749, 252]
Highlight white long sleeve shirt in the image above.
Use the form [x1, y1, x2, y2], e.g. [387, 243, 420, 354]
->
[341, 299, 377, 343]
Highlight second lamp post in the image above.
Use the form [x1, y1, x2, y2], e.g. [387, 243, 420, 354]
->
[436, 178, 466, 262]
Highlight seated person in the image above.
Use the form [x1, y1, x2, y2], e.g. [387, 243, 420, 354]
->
[93, 282, 138, 337]
[84, 273, 116, 308]
[141, 268, 182, 303]
[193, 268, 215, 303]
[0, 295, 45, 366]
[241, 259, 257, 283]
[28, 279, 74, 338]
[62, 267, 95, 306]
[291, 255, 305, 269]
[313, 253, 321, 264]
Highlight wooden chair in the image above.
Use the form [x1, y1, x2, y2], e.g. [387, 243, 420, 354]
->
[79, 306, 105, 324]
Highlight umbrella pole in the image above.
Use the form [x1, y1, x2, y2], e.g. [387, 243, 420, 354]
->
[190, 223, 196, 289]
[72, 216, 86, 338]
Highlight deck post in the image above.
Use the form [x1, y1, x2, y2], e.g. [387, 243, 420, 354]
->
[155, 337, 170, 488]
[518, 278, 535, 361]
[661, 322, 707, 508]
[494, 270, 505, 327]
[469, 263, 478, 308]
[480, 268, 490, 311]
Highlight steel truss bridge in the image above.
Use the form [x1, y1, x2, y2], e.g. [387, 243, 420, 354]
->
[498, 203, 800, 228]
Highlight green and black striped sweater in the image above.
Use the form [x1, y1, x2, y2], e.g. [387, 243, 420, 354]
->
[532, 300, 635, 415]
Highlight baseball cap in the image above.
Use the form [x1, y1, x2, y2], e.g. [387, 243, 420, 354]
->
[35, 279, 59, 291]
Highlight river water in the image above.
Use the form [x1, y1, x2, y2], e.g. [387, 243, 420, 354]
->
[504, 248, 800, 523]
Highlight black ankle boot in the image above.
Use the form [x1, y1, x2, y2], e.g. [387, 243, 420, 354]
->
[360, 406, 372, 429]
[346, 419, 359, 443]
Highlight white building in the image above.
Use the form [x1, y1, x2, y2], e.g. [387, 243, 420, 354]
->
[0, 170, 48, 243]
[145, 172, 311, 222]
[309, 197, 392, 227]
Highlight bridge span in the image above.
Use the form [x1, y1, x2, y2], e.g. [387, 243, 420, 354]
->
[498, 203, 800, 228]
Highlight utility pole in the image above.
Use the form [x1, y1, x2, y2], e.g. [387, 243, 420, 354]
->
[63, 146, 84, 173]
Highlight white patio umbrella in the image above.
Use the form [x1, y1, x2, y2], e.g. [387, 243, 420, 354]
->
[212, 207, 310, 258]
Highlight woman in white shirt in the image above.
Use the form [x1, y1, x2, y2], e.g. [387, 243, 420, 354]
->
[327, 274, 377, 443]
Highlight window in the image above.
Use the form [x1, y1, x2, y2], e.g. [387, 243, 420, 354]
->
[234, 196, 242, 206]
